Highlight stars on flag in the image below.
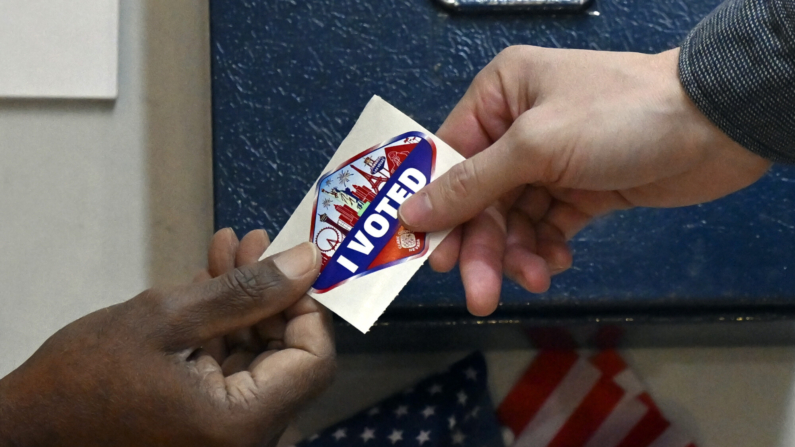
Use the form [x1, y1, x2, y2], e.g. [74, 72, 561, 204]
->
[394, 405, 409, 418]
[388, 429, 403, 444]
[360, 428, 375, 443]
[421, 406, 436, 419]
[331, 428, 347, 441]
[416, 430, 431, 445]
[294, 353, 501, 447]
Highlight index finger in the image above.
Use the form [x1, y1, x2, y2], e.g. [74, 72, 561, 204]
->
[436, 47, 528, 158]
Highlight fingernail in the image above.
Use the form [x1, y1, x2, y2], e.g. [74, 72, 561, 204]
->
[273, 242, 320, 279]
[398, 191, 433, 228]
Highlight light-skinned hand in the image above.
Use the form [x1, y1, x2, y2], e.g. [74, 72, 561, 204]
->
[398, 46, 771, 316]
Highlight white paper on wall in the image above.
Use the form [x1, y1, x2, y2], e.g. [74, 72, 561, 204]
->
[0, 0, 119, 99]
[260, 96, 465, 333]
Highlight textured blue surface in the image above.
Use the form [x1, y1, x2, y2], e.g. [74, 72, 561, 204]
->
[211, 0, 795, 318]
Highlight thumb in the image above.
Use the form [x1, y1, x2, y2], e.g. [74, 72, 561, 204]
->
[154, 242, 321, 350]
[399, 122, 536, 233]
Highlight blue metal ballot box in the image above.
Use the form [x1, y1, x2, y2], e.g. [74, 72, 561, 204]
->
[210, 0, 795, 350]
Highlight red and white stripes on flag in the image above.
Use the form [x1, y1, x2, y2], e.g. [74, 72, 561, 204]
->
[497, 350, 696, 447]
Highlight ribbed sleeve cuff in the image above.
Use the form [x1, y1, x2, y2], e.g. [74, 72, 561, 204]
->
[679, 0, 795, 164]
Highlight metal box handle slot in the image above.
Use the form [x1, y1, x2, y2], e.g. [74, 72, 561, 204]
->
[436, 0, 592, 12]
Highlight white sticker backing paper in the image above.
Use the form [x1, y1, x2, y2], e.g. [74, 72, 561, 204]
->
[260, 96, 464, 333]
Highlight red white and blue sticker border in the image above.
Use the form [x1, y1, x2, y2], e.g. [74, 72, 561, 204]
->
[309, 131, 437, 293]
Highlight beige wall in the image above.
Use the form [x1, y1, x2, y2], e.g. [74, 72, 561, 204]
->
[0, 0, 213, 376]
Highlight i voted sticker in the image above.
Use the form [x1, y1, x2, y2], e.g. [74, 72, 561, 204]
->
[310, 131, 436, 292]
[259, 96, 464, 332]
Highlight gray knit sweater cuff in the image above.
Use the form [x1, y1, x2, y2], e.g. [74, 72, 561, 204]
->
[679, 0, 795, 164]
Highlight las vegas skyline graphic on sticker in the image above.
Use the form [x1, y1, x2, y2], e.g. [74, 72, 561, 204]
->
[310, 131, 437, 293]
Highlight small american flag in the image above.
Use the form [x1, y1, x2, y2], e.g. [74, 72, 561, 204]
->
[498, 350, 697, 447]
[294, 352, 503, 447]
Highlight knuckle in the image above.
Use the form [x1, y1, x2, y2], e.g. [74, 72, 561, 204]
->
[197, 413, 256, 447]
[129, 288, 173, 325]
[123, 288, 176, 343]
[496, 44, 524, 61]
[494, 45, 536, 69]
[444, 160, 480, 201]
[134, 287, 166, 310]
[513, 113, 542, 146]
[300, 354, 338, 399]
[319, 355, 338, 385]
[224, 262, 282, 304]
[313, 358, 338, 396]
[510, 113, 563, 182]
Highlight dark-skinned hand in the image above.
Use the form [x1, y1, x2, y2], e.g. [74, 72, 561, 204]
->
[0, 229, 335, 447]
